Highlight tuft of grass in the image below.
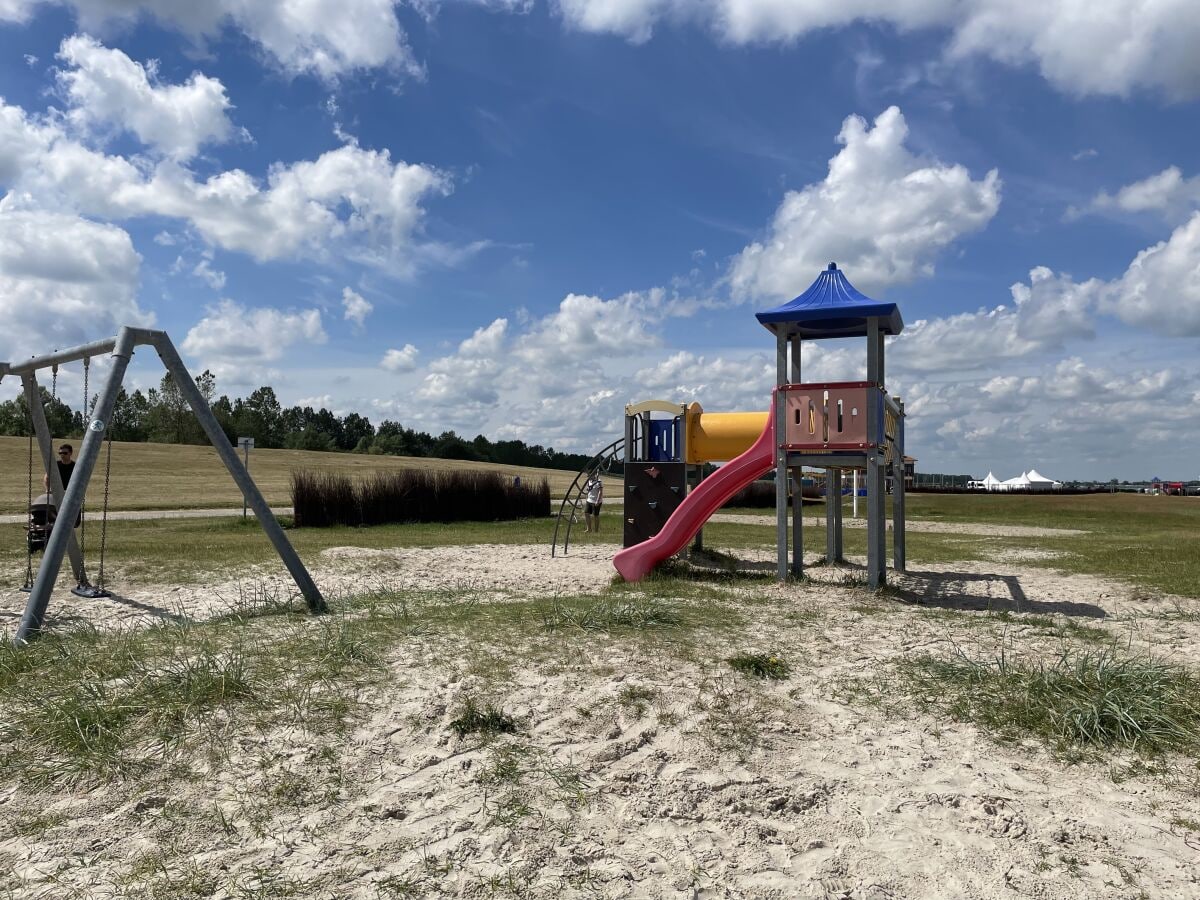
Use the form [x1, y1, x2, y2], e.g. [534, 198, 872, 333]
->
[477, 742, 589, 827]
[727, 652, 791, 680]
[616, 684, 659, 719]
[539, 596, 680, 631]
[449, 697, 518, 738]
[896, 648, 1200, 757]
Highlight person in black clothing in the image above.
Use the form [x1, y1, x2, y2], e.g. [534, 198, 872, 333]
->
[43, 443, 75, 492]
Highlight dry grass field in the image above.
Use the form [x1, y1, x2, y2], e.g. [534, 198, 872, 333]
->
[0, 436, 615, 514]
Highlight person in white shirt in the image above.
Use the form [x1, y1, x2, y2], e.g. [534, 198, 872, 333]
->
[583, 475, 604, 534]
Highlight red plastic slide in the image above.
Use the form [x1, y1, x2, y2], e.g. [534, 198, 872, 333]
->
[613, 400, 777, 582]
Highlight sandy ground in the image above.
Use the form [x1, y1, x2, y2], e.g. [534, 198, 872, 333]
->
[2, 541, 1199, 899]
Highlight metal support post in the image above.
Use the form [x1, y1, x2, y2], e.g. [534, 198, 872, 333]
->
[789, 335, 803, 577]
[21, 373, 90, 587]
[17, 329, 137, 642]
[866, 457, 885, 589]
[775, 333, 788, 580]
[826, 469, 843, 563]
[894, 402, 906, 572]
[866, 319, 884, 386]
[152, 334, 327, 614]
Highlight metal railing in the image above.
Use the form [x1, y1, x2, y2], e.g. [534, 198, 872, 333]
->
[551, 438, 624, 557]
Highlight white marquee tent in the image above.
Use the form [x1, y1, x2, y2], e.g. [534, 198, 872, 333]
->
[1025, 469, 1063, 491]
[970, 469, 1063, 491]
[1000, 472, 1032, 491]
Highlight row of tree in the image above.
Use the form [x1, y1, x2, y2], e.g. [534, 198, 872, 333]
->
[0, 372, 597, 473]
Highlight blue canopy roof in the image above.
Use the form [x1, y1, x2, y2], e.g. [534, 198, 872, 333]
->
[755, 263, 904, 339]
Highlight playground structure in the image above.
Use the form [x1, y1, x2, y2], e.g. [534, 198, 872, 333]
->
[613, 263, 907, 587]
[0, 326, 326, 643]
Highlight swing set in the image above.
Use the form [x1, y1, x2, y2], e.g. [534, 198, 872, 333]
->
[1, 326, 326, 644]
[19, 355, 115, 601]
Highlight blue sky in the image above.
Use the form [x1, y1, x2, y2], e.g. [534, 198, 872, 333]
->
[1, 0, 1199, 480]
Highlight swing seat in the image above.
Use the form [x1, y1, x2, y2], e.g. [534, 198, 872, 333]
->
[26, 494, 57, 553]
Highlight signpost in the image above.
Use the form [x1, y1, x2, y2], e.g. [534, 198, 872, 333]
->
[237, 437, 254, 520]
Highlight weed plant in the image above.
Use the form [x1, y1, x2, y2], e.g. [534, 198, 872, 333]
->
[449, 698, 518, 738]
[898, 647, 1200, 757]
[292, 468, 550, 527]
[727, 652, 791, 680]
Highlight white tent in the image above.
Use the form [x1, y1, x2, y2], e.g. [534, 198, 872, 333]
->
[1000, 472, 1031, 492]
[981, 472, 1002, 492]
[1026, 468, 1062, 491]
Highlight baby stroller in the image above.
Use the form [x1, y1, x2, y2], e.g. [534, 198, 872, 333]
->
[26, 493, 57, 553]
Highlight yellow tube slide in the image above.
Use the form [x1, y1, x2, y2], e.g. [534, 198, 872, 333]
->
[685, 402, 768, 464]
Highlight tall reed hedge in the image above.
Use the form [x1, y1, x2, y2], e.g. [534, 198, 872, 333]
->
[292, 469, 550, 527]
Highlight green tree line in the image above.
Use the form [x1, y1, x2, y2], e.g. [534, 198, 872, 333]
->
[0, 372, 597, 473]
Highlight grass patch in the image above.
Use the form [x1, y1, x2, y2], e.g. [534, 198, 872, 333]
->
[539, 595, 680, 631]
[477, 742, 589, 827]
[449, 697, 518, 738]
[616, 684, 660, 719]
[896, 647, 1200, 758]
[727, 652, 791, 680]
[0, 610, 390, 783]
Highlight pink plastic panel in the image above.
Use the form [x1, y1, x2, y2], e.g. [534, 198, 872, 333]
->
[784, 383, 873, 449]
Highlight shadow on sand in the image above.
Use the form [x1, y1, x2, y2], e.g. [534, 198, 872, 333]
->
[893, 568, 1107, 619]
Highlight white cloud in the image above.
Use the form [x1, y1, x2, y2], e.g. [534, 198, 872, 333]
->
[0, 202, 152, 358]
[380, 344, 418, 372]
[2, 0, 419, 80]
[122, 147, 451, 263]
[895, 265, 1103, 374]
[56, 34, 234, 160]
[192, 257, 225, 290]
[0, 96, 451, 265]
[903, 355, 1198, 478]
[342, 287, 373, 328]
[1104, 213, 1200, 335]
[1087, 166, 1200, 223]
[550, 0, 1200, 99]
[514, 290, 662, 365]
[181, 300, 326, 373]
[730, 107, 1000, 299]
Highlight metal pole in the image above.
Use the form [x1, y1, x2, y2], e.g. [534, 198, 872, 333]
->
[242, 442, 249, 521]
[789, 335, 803, 578]
[17, 329, 136, 642]
[894, 402, 906, 572]
[865, 319, 885, 588]
[151, 334, 326, 614]
[852, 469, 859, 518]
[21, 373, 90, 586]
[775, 331, 788, 580]
[7, 337, 119, 377]
[867, 458, 884, 589]
[827, 469, 843, 563]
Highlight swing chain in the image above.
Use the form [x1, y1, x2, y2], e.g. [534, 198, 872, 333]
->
[78, 358, 90, 563]
[96, 434, 113, 591]
[22, 405, 35, 591]
[50, 364, 58, 402]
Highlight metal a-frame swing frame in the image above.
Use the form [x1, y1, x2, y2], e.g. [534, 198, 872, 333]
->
[0, 326, 327, 643]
